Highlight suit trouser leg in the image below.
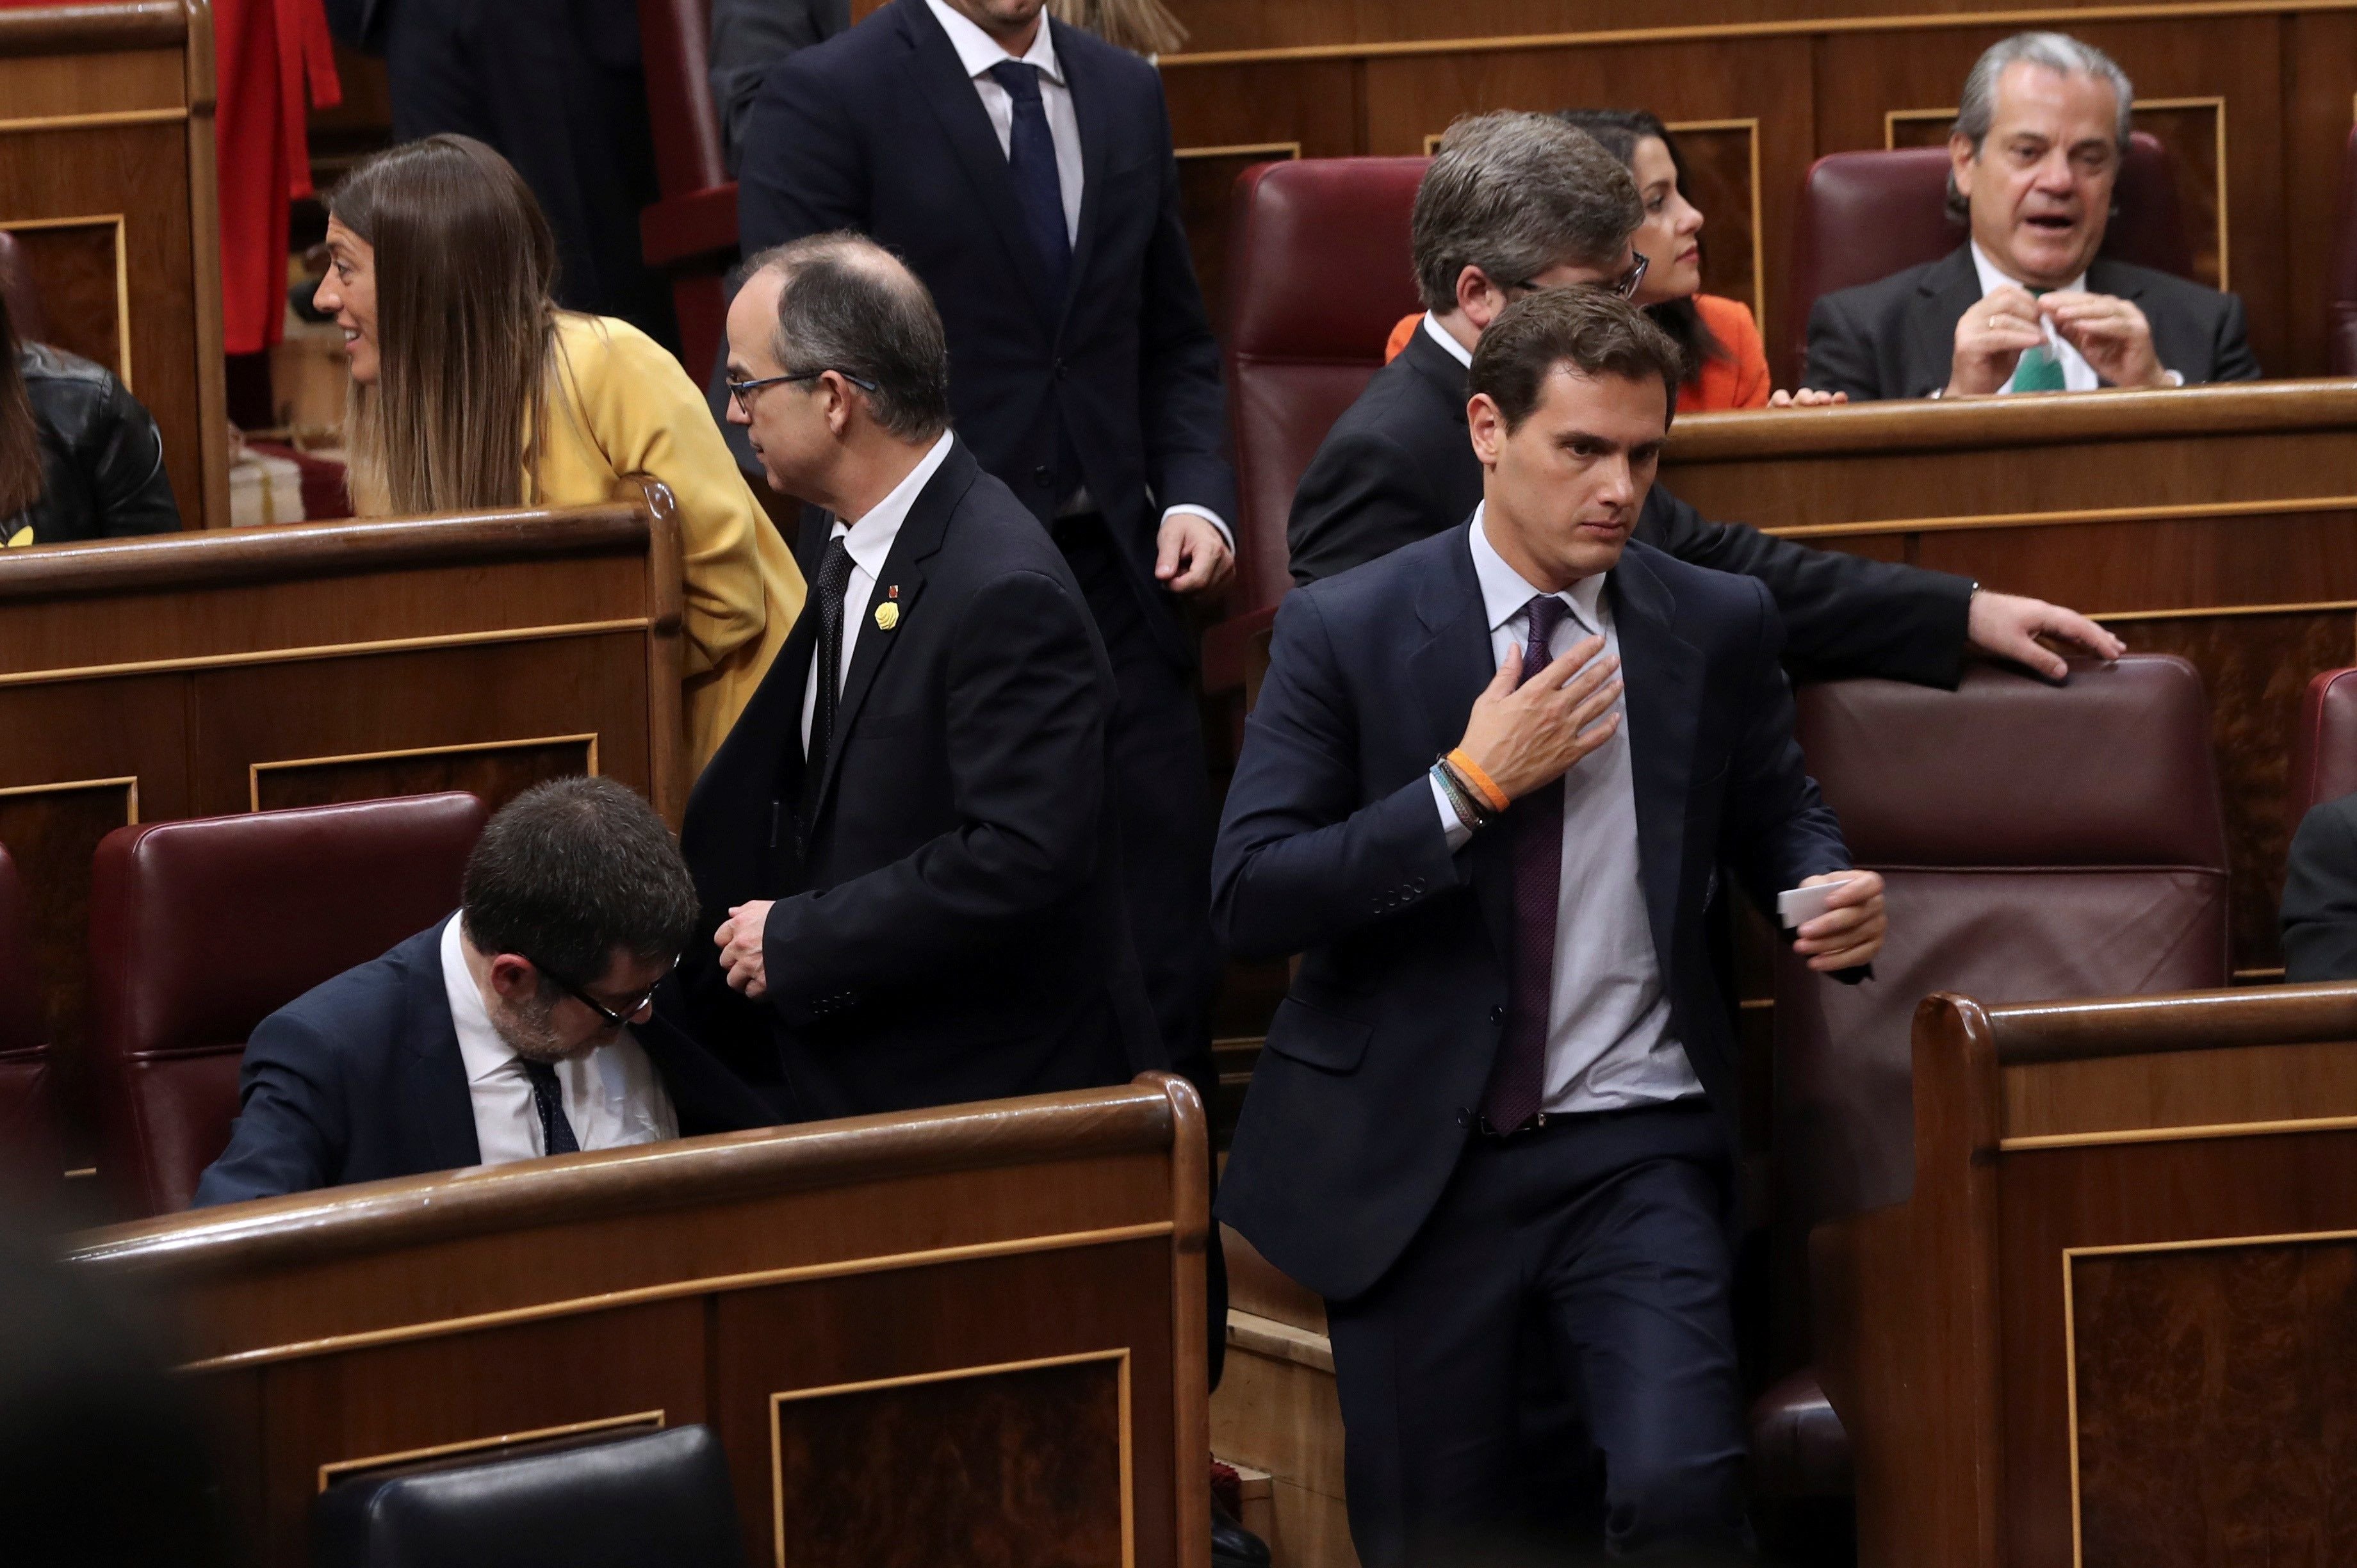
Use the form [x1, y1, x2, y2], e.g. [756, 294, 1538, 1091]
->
[1325, 1106, 1751, 1566]
[1052, 515, 1227, 1384]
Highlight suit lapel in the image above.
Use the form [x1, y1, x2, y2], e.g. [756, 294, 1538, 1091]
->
[1912, 246, 1985, 395]
[1407, 526, 1513, 960]
[1400, 323, 1471, 425]
[808, 443, 979, 822]
[1052, 17, 1111, 338]
[402, 933, 482, 1173]
[897, 0, 1059, 329]
[1608, 548, 1702, 974]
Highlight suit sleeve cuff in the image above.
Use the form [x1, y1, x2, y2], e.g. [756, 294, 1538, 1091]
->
[1162, 504, 1234, 551]
[1430, 772, 1473, 853]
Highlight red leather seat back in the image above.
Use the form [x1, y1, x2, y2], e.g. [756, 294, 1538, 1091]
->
[1788, 132, 2192, 371]
[0, 844, 61, 1198]
[0, 230, 47, 345]
[637, 0, 723, 200]
[1223, 156, 1428, 612]
[86, 793, 489, 1216]
[2289, 667, 2357, 830]
[2331, 126, 2357, 375]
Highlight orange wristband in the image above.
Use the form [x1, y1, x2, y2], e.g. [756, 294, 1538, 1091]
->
[1445, 749, 1510, 813]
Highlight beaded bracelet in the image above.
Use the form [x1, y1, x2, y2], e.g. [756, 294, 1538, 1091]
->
[1431, 760, 1496, 832]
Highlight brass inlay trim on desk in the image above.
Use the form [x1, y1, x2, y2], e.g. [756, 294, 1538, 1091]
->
[0, 213, 133, 388]
[2092, 599, 2357, 623]
[316, 1410, 665, 1493]
[247, 733, 601, 813]
[2002, 1113, 2357, 1151]
[768, 1350, 1134, 1568]
[0, 106, 187, 135]
[1155, 0, 2357, 67]
[177, 1220, 1177, 1373]
[2061, 1224, 2357, 1567]
[1174, 140, 1301, 161]
[1759, 491, 2357, 541]
[0, 617, 651, 689]
[0, 774, 139, 823]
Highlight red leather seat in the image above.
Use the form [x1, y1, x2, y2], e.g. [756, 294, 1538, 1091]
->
[86, 793, 488, 1217]
[1788, 132, 2194, 372]
[2330, 126, 2357, 375]
[1222, 156, 1428, 615]
[0, 844, 62, 1199]
[2289, 667, 2357, 829]
[637, 0, 736, 375]
[1757, 655, 2230, 1495]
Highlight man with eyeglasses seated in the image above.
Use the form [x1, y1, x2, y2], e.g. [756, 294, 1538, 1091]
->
[1291, 110, 2122, 685]
[193, 777, 786, 1206]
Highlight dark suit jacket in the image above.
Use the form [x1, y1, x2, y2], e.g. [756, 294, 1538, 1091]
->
[2283, 793, 2357, 982]
[739, 0, 1233, 663]
[669, 439, 1158, 1121]
[709, 0, 849, 174]
[1288, 324, 1977, 688]
[1803, 245, 2263, 401]
[192, 924, 785, 1207]
[1212, 528, 1854, 1301]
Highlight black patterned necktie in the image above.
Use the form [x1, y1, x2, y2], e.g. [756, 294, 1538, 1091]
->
[986, 60, 1072, 304]
[808, 537, 856, 780]
[1479, 594, 1573, 1133]
[521, 1059, 580, 1156]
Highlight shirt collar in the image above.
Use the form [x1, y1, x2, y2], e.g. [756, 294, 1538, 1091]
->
[1468, 503, 1605, 636]
[441, 913, 525, 1086]
[923, 0, 1063, 85]
[831, 429, 955, 581]
[1421, 311, 1474, 370]
[1968, 238, 2085, 300]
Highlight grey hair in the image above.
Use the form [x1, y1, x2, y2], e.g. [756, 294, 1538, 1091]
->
[1948, 31, 2134, 216]
[741, 233, 951, 441]
[1412, 111, 1641, 313]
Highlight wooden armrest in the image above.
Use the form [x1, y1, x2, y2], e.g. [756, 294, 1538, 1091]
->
[1988, 982, 2357, 1065]
[641, 183, 741, 270]
[1202, 603, 1277, 697]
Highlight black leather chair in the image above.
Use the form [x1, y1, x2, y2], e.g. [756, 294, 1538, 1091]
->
[313, 1425, 742, 1568]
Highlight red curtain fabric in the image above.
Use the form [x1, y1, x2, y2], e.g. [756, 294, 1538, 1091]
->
[213, 0, 341, 354]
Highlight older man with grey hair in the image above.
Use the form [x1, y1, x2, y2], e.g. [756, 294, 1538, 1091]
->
[1806, 30, 2260, 398]
[1290, 108, 2123, 685]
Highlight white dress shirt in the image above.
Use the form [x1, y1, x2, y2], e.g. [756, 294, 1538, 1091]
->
[1422, 309, 1474, 369]
[920, 0, 1232, 550]
[802, 429, 956, 754]
[1430, 507, 1705, 1114]
[1968, 241, 2098, 393]
[438, 915, 677, 1165]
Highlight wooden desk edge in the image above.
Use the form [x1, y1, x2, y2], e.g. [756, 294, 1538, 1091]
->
[0, 0, 184, 56]
[1964, 982, 2357, 1065]
[71, 1075, 1195, 1277]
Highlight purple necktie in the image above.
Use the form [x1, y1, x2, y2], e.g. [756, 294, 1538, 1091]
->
[1479, 594, 1571, 1133]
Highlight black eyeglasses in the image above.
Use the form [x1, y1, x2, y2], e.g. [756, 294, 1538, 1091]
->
[726, 368, 879, 416]
[530, 956, 678, 1030]
[1507, 250, 1650, 301]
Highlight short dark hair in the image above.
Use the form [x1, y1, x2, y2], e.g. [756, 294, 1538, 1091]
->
[460, 776, 699, 983]
[1468, 288, 1684, 432]
[1412, 111, 1641, 314]
[742, 233, 951, 441]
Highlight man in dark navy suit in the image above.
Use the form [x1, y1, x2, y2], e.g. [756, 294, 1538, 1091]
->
[194, 778, 784, 1207]
[676, 233, 1157, 1120]
[737, 0, 1234, 1115]
[1216, 290, 1887, 1563]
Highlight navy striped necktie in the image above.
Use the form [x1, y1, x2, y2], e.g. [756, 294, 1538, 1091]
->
[986, 60, 1072, 304]
[522, 1059, 580, 1156]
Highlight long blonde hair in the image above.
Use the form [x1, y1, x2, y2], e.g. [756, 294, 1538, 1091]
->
[329, 135, 561, 516]
[1048, 0, 1186, 56]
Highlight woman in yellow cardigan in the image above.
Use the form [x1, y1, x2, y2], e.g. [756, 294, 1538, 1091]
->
[313, 134, 803, 776]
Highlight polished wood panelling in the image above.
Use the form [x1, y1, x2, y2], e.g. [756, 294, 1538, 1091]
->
[1818, 986, 2357, 1568]
[1158, 2, 2356, 384]
[2002, 1037, 2357, 1142]
[69, 1076, 1211, 1568]
[0, 3, 225, 527]
[0, 499, 685, 1150]
[771, 1349, 1130, 1568]
[2071, 1236, 2357, 1567]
